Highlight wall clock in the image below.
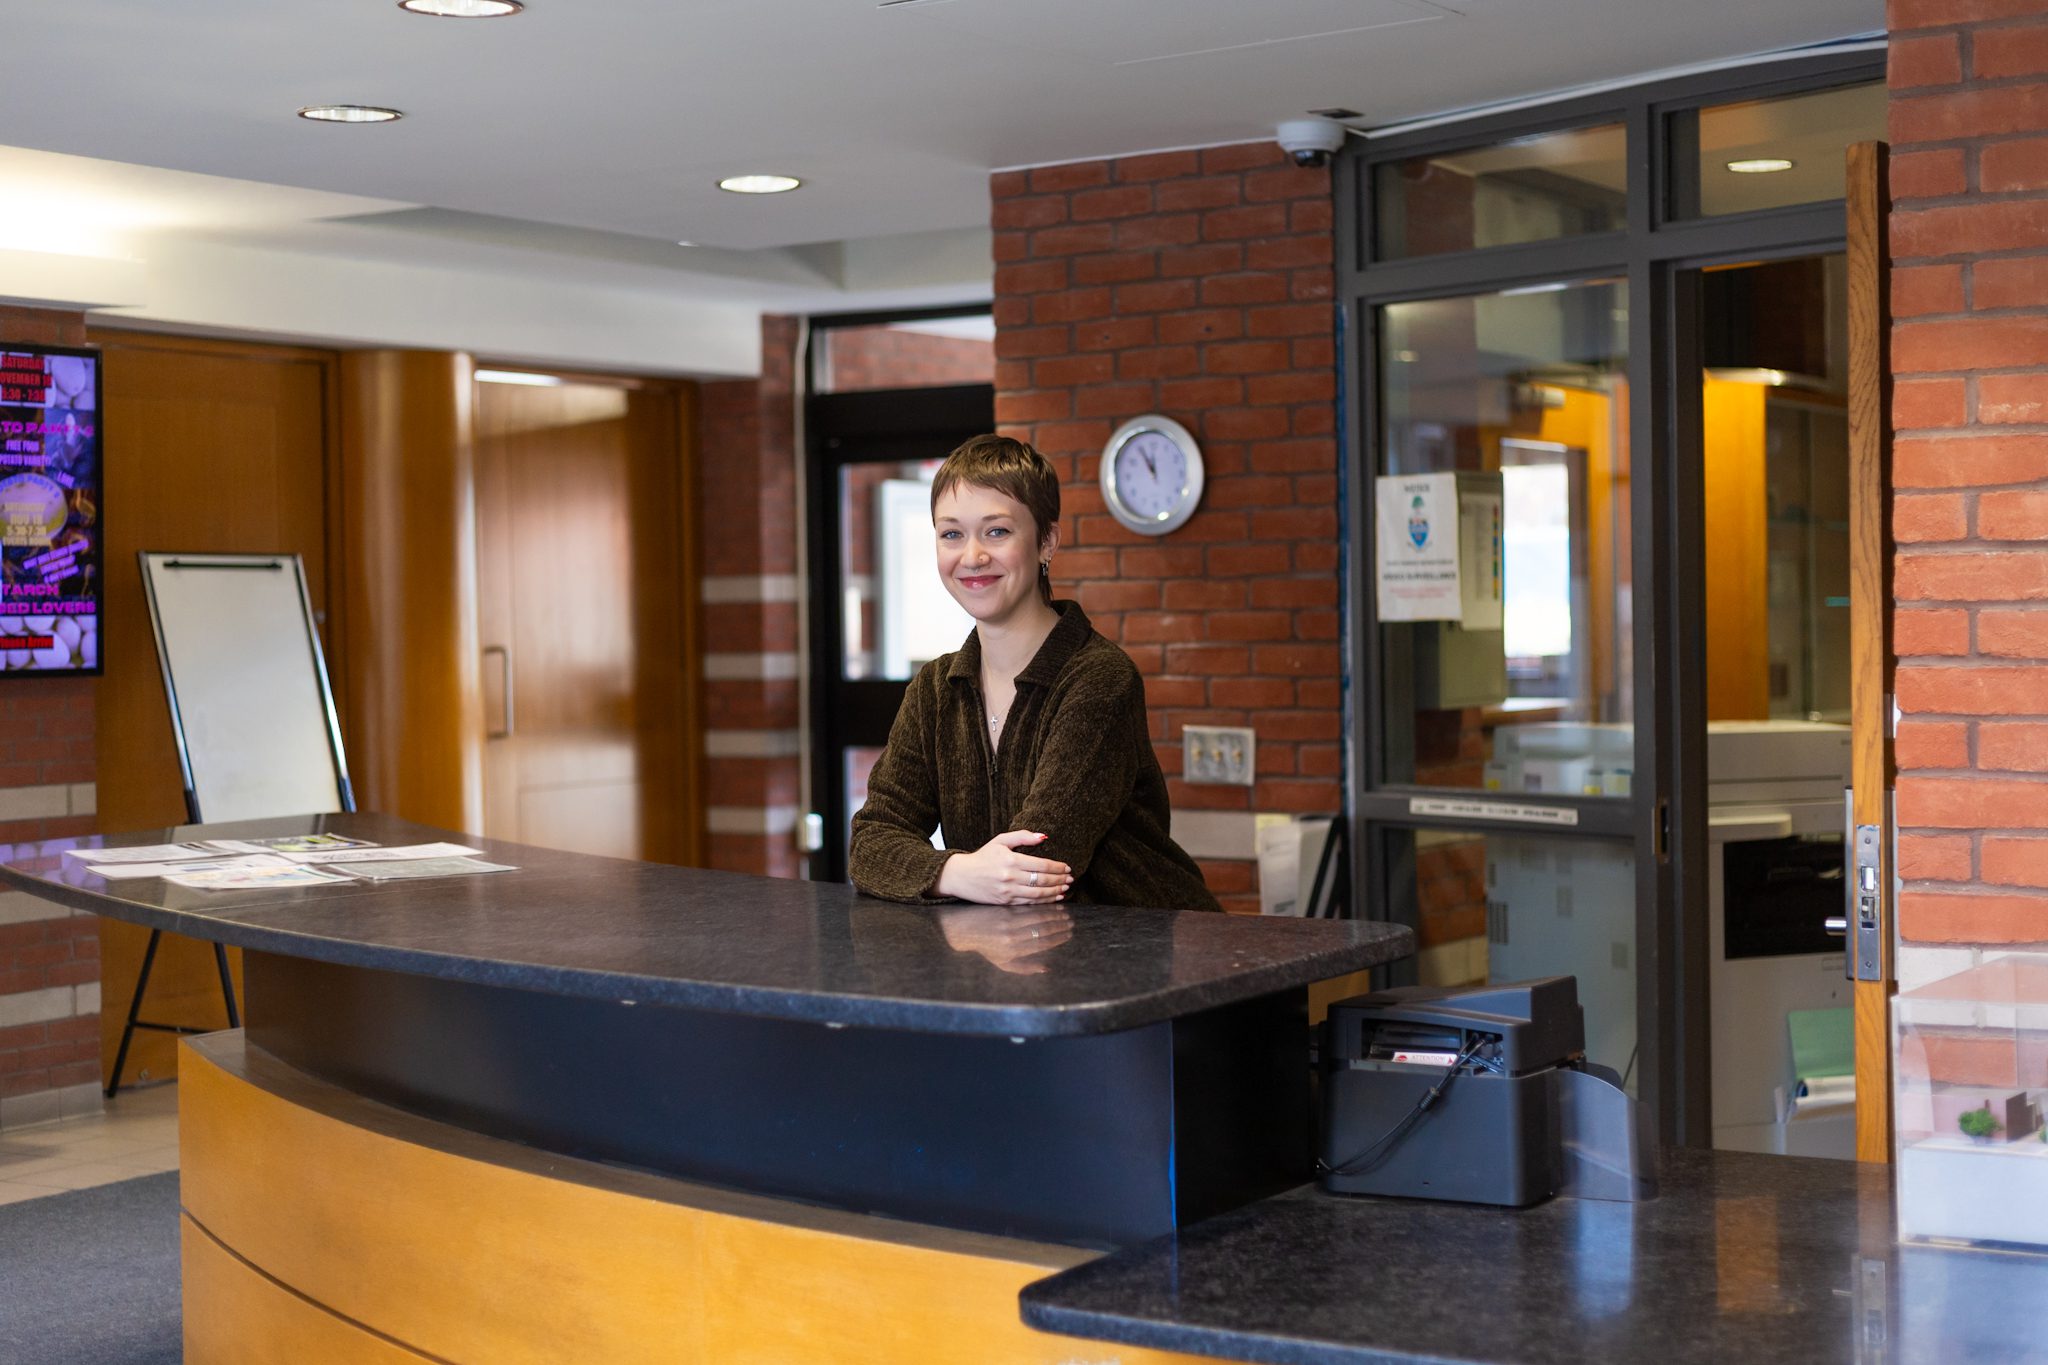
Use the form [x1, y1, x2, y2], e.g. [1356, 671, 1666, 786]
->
[1100, 415, 1204, 536]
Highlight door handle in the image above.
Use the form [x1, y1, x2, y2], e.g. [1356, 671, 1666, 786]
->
[1824, 916, 1848, 937]
[484, 644, 515, 739]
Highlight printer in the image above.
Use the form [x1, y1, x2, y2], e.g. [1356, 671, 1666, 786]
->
[1319, 977, 1656, 1207]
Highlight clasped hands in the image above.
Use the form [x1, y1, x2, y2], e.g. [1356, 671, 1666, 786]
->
[933, 829, 1072, 906]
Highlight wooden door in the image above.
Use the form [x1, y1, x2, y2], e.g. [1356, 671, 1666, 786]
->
[1846, 143, 1896, 1162]
[474, 377, 701, 865]
[89, 331, 338, 1086]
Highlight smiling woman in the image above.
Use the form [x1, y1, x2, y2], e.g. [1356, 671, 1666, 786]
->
[848, 434, 1220, 913]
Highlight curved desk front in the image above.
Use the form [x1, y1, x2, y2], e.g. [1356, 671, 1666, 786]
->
[0, 814, 1412, 1364]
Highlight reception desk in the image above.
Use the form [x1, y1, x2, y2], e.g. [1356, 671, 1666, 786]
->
[0, 813, 1412, 1363]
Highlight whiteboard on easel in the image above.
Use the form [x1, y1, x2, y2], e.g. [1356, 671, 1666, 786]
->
[138, 551, 354, 823]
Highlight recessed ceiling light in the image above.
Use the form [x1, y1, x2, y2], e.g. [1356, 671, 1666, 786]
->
[1726, 158, 1795, 174]
[297, 105, 404, 124]
[675, 239, 696, 247]
[718, 174, 801, 195]
[399, 0, 523, 14]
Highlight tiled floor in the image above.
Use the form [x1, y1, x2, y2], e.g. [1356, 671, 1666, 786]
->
[0, 1084, 178, 1205]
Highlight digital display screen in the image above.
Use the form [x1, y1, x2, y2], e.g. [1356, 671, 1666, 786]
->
[0, 345, 100, 676]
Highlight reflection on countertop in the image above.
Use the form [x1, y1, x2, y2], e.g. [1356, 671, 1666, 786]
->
[0, 812, 1412, 1037]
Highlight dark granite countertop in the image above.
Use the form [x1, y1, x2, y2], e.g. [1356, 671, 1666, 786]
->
[0, 813, 1411, 1037]
[1021, 1148, 2048, 1363]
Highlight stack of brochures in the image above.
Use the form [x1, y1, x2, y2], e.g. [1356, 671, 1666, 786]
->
[63, 834, 517, 891]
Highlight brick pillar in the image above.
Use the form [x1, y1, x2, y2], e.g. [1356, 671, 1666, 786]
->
[0, 304, 101, 1126]
[698, 316, 805, 877]
[1889, 0, 2048, 985]
[990, 144, 1339, 911]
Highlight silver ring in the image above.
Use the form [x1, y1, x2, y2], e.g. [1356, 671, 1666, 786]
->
[1029, 872, 1039, 887]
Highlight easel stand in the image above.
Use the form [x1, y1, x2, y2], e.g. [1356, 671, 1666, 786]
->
[108, 551, 354, 1097]
[106, 929, 241, 1098]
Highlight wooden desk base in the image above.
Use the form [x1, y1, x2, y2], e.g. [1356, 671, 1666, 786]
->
[178, 1033, 1221, 1364]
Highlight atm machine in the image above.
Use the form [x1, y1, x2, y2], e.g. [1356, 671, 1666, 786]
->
[1483, 720, 1853, 1156]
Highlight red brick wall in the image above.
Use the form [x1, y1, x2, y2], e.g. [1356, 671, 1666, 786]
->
[1889, 0, 2048, 973]
[0, 915, 101, 1106]
[697, 316, 805, 878]
[0, 304, 101, 1119]
[822, 326, 993, 391]
[990, 144, 1340, 912]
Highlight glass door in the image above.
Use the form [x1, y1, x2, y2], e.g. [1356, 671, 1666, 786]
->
[1361, 275, 1651, 1094]
[1342, 55, 1885, 1145]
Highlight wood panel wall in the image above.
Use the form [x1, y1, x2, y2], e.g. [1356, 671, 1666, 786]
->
[87, 330, 339, 1088]
[337, 351, 485, 832]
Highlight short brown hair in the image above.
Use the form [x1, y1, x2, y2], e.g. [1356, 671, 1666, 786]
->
[930, 435, 1061, 602]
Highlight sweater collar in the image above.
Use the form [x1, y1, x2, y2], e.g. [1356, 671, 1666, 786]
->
[947, 600, 1093, 689]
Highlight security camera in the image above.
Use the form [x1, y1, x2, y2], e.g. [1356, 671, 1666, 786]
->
[1276, 117, 1346, 169]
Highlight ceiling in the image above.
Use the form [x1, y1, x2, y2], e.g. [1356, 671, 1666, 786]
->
[0, 0, 1882, 321]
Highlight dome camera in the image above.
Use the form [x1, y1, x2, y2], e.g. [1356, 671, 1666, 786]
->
[1276, 117, 1347, 168]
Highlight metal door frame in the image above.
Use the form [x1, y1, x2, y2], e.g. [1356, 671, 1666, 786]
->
[1337, 51, 1883, 1145]
[802, 306, 994, 882]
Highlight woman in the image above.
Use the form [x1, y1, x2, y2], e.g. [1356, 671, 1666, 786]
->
[849, 434, 1220, 913]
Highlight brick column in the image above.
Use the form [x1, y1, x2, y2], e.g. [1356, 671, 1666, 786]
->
[0, 304, 101, 1125]
[1889, 0, 2048, 988]
[698, 316, 805, 878]
[990, 144, 1339, 911]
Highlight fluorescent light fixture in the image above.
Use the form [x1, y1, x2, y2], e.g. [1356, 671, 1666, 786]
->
[1394, 350, 1420, 363]
[718, 174, 801, 195]
[399, 0, 523, 14]
[298, 105, 404, 124]
[1707, 367, 1793, 387]
[475, 369, 563, 386]
[675, 239, 696, 247]
[1500, 281, 1571, 297]
[1727, 158, 1795, 174]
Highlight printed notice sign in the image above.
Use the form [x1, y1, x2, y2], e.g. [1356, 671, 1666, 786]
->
[1375, 472, 1461, 622]
[1458, 487, 1504, 631]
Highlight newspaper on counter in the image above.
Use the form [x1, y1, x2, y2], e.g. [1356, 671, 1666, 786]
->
[163, 862, 354, 891]
[333, 857, 517, 881]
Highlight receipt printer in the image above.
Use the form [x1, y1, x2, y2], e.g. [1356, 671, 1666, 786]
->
[1319, 977, 1655, 1207]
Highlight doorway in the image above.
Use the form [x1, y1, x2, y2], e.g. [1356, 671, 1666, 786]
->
[1341, 56, 1887, 1146]
[802, 310, 994, 883]
[1689, 253, 1858, 1157]
[472, 372, 701, 866]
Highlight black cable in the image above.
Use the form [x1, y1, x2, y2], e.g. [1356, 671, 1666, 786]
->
[1319, 1038, 1484, 1178]
[1619, 1042, 1639, 1092]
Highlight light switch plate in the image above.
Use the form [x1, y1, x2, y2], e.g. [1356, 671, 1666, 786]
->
[1184, 725, 1255, 786]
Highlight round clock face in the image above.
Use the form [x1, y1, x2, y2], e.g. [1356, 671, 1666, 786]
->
[1103, 417, 1203, 536]
[1113, 431, 1188, 521]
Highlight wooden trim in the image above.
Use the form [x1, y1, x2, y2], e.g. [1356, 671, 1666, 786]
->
[182, 1216, 431, 1364]
[86, 325, 342, 367]
[180, 1033, 1217, 1364]
[1846, 140, 1894, 1164]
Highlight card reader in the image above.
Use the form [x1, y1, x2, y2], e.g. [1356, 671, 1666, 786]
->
[1319, 977, 1656, 1208]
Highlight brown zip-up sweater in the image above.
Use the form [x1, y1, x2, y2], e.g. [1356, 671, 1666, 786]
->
[849, 602, 1220, 912]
